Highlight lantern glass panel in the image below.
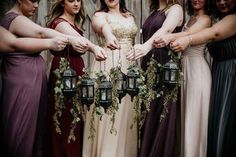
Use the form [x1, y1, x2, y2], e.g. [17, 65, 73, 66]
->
[64, 78, 71, 89]
[170, 70, 176, 81]
[101, 89, 106, 100]
[129, 78, 134, 88]
[72, 77, 77, 88]
[82, 87, 87, 98]
[117, 80, 123, 90]
[107, 89, 112, 100]
[165, 71, 169, 81]
[123, 80, 126, 90]
[88, 86, 94, 97]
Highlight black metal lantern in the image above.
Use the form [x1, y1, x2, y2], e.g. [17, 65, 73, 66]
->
[126, 68, 139, 101]
[62, 67, 77, 97]
[99, 80, 112, 112]
[153, 66, 162, 90]
[163, 59, 178, 86]
[117, 68, 127, 103]
[80, 76, 95, 110]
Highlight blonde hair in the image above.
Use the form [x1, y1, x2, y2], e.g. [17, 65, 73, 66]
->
[46, 0, 85, 27]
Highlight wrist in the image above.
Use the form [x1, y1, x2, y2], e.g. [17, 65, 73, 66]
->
[188, 35, 193, 46]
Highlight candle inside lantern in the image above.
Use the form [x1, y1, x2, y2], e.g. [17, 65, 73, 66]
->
[129, 78, 134, 88]
[88, 86, 93, 97]
[82, 87, 87, 97]
[101, 90, 106, 100]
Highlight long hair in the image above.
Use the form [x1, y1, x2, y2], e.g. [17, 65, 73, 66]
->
[46, 0, 85, 27]
[149, 0, 183, 12]
[211, 0, 236, 19]
[96, 0, 132, 16]
[186, 0, 211, 16]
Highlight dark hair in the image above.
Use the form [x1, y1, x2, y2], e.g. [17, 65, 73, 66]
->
[46, 0, 85, 27]
[186, 0, 211, 16]
[211, 0, 236, 18]
[97, 0, 131, 15]
[149, 0, 181, 12]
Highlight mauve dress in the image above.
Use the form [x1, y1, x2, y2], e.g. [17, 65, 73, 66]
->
[0, 12, 47, 157]
[44, 18, 84, 157]
[140, 10, 180, 157]
[206, 35, 236, 157]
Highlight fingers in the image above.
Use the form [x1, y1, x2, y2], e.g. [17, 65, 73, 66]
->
[153, 38, 166, 48]
[107, 39, 120, 50]
[170, 42, 182, 53]
[126, 47, 143, 61]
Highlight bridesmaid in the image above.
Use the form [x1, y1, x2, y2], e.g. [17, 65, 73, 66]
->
[45, 0, 107, 157]
[83, 0, 138, 157]
[0, 0, 89, 156]
[127, 0, 183, 157]
[153, 0, 212, 156]
[170, 0, 236, 156]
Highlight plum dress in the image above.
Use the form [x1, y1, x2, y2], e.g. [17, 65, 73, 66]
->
[0, 12, 47, 157]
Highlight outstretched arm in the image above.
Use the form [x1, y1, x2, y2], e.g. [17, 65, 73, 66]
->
[126, 4, 183, 60]
[55, 21, 107, 60]
[92, 12, 120, 50]
[9, 15, 89, 53]
[154, 15, 211, 48]
[171, 13, 236, 52]
[0, 26, 67, 52]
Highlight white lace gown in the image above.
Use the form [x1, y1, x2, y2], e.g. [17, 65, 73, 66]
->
[83, 17, 138, 157]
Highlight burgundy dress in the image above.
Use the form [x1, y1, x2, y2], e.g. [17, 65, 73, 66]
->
[44, 18, 84, 157]
[0, 12, 47, 157]
[139, 10, 179, 157]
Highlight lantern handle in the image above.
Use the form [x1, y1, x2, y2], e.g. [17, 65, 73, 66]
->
[118, 49, 122, 68]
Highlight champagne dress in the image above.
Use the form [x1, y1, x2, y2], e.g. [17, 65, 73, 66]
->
[180, 27, 212, 156]
[83, 16, 138, 157]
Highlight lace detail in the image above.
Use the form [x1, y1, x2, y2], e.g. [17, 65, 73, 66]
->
[98, 17, 138, 47]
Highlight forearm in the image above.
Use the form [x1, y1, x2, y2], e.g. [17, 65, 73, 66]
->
[101, 24, 114, 41]
[12, 38, 52, 53]
[190, 28, 215, 46]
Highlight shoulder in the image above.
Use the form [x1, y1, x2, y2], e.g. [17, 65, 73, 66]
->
[93, 11, 107, 19]
[169, 4, 183, 12]
[165, 4, 183, 16]
[49, 17, 67, 29]
[198, 15, 211, 25]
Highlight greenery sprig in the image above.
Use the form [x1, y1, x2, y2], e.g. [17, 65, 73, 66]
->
[53, 57, 84, 143]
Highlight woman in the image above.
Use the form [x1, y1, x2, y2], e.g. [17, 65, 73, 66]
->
[44, 0, 106, 157]
[153, 0, 212, 156]
[83, 0, 138, 157]
[170, 0, 236, 156]
[0, 0, 90, 157]
[0, 25, 67, 126]
[126, 0, 183, 157]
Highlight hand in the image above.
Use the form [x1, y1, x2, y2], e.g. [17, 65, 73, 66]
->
[153, 34, 173, 48]
[106, 34, 120, 50]
[69, 36, 89, 53]
[170, 36, 190, 53]
[49, 36, 68, 51]
[92, 45, 107, 61]
[126, 44, 149, 61]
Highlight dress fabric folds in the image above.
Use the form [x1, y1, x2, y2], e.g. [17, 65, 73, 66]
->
[207, 35, 236, 157]
[83, 16, 138, 157]
[0, 12, 47, 157]
[139, 10, 179, 157]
